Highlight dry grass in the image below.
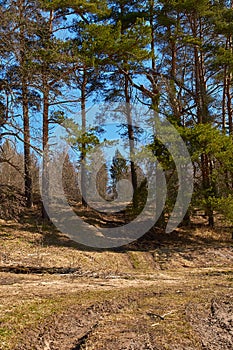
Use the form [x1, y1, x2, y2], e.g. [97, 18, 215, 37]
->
[0, 215, 232, 349]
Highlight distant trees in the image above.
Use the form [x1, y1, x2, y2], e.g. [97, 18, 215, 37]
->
[110, 149, 129, 197]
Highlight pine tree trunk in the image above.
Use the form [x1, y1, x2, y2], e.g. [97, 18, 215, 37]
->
[124, 74, 138, 206]
[201, 153, 214, 227]
[222, 65, 227, 132]
[19, 1, 32, 208]
[168, 16, 183, 123]
[42, 80, 49, 219]
[228, 5, 233, 135]
[226, 72, 232, 135]
[81, 68, 88, 208]
[22, 80, 32, 208]
[149, 4, 164, 224]
[191, 14, 214, 226]
[42, 10, 53, 219]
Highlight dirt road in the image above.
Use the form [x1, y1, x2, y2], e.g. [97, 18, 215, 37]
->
[0, 266, 232, 350]
[0, 220, 233, 349]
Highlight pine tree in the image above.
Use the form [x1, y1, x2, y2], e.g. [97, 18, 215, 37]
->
[42, 0, 108, 208]
[0, 0, 44, 207]
[93, 0, 151, 204]
[110, 149, 128, 197]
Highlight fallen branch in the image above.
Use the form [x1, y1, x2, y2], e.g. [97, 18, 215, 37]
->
[147, 309, 177, 321]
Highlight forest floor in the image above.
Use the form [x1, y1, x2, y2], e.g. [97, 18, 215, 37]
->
[0, 209, 233, 350]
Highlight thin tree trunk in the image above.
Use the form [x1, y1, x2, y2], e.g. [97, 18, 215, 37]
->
[41, 10, 54, 219]
[149, 0, 159, 111]
[190, 14, 213, 226]
[42, 79, 49, 218]
[19, 0, 32, 208]
[119, 3, 138, 206]
[81, 67, 88, 207]
[22, 80, 32, 207]
[168, 16, 183, 123]
[124, 74, 138, 201]
[226, 75, 232, 135]
[222, 64, 227, 132]
[227, 4, 233, 135]
[149, 0, 165, 226]
[201, 153, 214, 227]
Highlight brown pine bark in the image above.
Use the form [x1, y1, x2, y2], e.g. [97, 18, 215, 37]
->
[81, 67, 88, 208]
[124, 74, 138, 196]
[22, 79, 32, 208]
[190, 13, 214, 226]
[19, 0, 32, 208]
[41, 9, 54, 219]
